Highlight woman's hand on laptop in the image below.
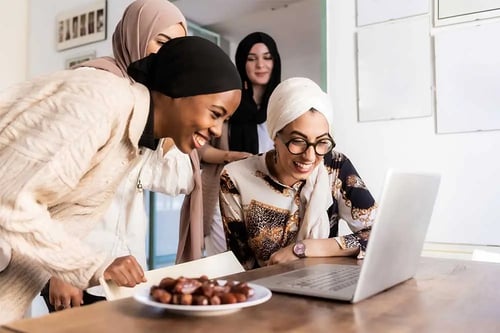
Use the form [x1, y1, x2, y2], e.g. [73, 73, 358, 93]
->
[267, 239, 360, 266]
[267, 244, 299, 266]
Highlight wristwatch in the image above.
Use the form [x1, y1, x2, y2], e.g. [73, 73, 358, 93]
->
[292, 241, 306, 258]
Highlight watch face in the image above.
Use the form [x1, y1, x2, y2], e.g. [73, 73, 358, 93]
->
[293, 242, 306, 258]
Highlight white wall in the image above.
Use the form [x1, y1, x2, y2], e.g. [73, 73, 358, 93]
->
[28, 0, 133, 78]
[0, 0, 28, 90]
[327, 0, 500, 246]
[18, 0, 500, 247]
[206, 0, 323, 87]
[28, 0, 322, 87]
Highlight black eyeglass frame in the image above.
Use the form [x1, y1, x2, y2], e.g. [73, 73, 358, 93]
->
[277, 133, 336, 156]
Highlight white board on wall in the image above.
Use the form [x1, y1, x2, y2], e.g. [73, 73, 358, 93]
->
[356, 0, 429, 26]
[435, 0, 500, 25]
[435, 21, 500, 134]
[356, 16, 432, 122]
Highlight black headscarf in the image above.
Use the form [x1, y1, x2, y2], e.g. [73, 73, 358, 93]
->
[128, 36, 242, 97]
[229, 32, 281, 154]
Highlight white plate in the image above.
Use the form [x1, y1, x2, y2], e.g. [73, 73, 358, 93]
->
[133, 280, 272, 316]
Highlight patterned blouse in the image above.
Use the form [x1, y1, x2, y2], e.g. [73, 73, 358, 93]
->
[219, 151, 377, 270]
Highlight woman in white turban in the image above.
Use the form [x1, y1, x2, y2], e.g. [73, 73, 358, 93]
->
[219, 77, 377, 270]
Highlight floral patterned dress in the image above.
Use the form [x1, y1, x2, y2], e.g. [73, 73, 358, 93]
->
[219, 151, 377, 270]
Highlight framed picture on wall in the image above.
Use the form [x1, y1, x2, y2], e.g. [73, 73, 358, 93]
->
[65, 51, 96, 69]
[56, 0, 107, 51]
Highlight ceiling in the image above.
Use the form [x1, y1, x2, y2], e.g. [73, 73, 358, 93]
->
[172, 0, 304, 27]
[171, 0, 324, 84]
[174, 0, 305, 42]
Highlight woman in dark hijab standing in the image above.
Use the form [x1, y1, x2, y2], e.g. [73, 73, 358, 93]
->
[202, 32, 282, 255]
[230, 32, 282, 154]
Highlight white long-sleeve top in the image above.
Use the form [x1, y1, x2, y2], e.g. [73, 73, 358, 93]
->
[86, 142, 193, 296]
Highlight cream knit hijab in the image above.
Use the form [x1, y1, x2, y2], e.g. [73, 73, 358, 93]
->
[267, 77, 334, 240]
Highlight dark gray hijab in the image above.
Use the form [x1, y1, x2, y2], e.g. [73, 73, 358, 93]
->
[128, 36, 242, 97]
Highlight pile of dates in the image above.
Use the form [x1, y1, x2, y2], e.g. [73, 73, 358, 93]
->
[150, 275, 254, 305]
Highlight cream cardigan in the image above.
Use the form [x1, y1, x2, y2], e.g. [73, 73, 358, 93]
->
[0, 68, 149, 323]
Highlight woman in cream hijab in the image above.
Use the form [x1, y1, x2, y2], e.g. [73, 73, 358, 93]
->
[219, 77, 377, 270]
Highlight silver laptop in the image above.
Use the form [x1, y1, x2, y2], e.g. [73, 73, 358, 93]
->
[252, 170, 441, 303]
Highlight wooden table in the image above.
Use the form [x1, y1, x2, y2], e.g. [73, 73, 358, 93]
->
[2, 256, 500, 333]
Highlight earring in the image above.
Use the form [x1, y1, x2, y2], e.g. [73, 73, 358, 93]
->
[274, 149, 279, 164]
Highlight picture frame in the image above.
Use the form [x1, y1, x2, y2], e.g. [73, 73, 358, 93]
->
[56, 0, 107, 51]
[65, 51, 96, 69]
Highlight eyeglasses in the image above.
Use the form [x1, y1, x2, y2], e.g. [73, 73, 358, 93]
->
[277, 134, 335, 156]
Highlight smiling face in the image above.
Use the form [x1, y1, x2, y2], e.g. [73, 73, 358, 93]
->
[245, 42, 274, 88]
[273, 110, 331, 186]
[151, 89, 241, 153]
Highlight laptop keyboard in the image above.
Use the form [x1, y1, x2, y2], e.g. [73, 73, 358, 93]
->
[283, 265, 360, 292]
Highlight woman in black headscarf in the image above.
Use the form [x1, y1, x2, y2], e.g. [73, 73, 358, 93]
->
[0, 36, 241, 323]
[201, 32, 281, 256]
[229, 32, 282, 154]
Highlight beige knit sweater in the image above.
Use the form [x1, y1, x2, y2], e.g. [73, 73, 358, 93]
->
[0, 68, 149, 323]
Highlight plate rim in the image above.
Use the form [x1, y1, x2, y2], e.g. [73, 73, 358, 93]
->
[133, 279, 272, 313]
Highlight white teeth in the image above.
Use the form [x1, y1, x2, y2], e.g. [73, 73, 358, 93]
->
[194, 134, 207, 146]
[294, 161, 313, 170]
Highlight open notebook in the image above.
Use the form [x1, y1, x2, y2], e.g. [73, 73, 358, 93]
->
[99, 251, 244, 300]
[252, 170, 441, 303]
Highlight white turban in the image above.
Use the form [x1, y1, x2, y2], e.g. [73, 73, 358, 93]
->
[266, 77, 334, 240]
[267, 77, 333, 140]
